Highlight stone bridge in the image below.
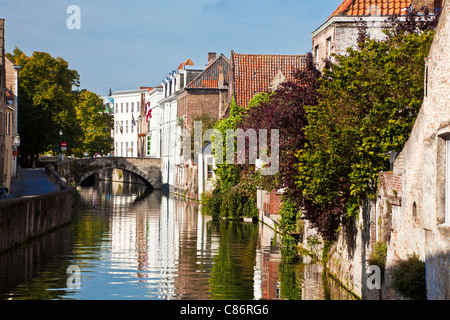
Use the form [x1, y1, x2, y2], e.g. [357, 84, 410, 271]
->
[55, 157, 162, 189]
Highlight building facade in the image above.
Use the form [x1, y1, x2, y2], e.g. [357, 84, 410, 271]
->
[4, 57, 20, 188]
[138, 86, 163, 158]
[159, 58, 204, 190]
[177, 53, 230, 199]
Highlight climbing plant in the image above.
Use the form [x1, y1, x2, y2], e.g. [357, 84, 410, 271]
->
[296, 29, 435, 240]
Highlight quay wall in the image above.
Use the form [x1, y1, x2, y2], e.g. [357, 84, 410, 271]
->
[0, 167, 73, 253]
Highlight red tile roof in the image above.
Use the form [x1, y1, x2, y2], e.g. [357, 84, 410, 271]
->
[328, 0, 413, 20]
[232, 53, 306, 107]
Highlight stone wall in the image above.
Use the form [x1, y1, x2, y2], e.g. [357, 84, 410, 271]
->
[0, 189, 73, 253]
[304, 0, 450, 300]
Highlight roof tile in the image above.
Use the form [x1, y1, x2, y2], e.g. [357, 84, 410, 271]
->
[232, 53, 306, 107]
[328, 0, 413, 20]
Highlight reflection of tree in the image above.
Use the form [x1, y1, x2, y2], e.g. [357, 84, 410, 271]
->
[208, 221, 258, 300]
[278, 251, 303, 300]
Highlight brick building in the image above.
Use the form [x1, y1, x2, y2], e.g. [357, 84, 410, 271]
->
[159, 53, 230, 198]
[175, 53, 230, 198]
[312, 0, 440, 70]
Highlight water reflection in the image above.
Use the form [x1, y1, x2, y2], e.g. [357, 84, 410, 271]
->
[0, 180, 355, 300]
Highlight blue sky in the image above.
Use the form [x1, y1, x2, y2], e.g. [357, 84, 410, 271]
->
[1, 0, 342, 96]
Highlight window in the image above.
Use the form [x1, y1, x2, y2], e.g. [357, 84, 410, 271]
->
[121, 103, 123, 113]
[131, 102, 134, 113]
[326, 37, 332, 59]
[126, 120, 128, 134]
[131, 142, 134, 157]
[116, 121, 119, 133]
[147, 136, 151, 156]
[7, 113, 10, 135]
[126, 102, 129, 113]
[446, 137, 450, 224]
[121, 121, 123, 134]
[314, 45, 319, 65]
[121, 142, 123, 156]
[207, 164, 213, 180]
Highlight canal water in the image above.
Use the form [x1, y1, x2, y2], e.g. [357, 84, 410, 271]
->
[0, 181, 355, 300]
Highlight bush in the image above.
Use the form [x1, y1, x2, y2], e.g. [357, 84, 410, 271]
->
[392, 254, 426, 300]
[369, 241, 387, 273]
[203, 184, 257, 220]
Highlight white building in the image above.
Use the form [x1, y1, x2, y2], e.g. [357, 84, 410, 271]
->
[159, 60, 203, 188]
[110, 89, 147, 158]
[140, 87, 163, 158]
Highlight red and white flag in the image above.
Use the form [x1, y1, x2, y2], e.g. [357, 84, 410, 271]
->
[145, 98, 152, 122]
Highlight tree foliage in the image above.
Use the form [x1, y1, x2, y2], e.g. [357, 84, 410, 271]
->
[7, 47, 112, 166]
[7, 48, 80, 166]
[72, 90, 113, 157]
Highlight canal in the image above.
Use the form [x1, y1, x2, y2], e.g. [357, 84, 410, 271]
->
[0, 181, 355, 300]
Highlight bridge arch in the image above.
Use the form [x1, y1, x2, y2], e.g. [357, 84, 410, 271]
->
[56, 157, 162, 190]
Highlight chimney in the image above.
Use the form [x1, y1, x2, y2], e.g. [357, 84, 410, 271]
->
[208, 52, 216, 63]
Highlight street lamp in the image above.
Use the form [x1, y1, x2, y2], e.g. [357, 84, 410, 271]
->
[58, 129, 64, 163]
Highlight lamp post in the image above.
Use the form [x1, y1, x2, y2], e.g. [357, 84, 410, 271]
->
[59, 129, 65, 163]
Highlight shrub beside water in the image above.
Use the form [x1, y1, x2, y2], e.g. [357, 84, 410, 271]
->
[202, 184, 257, 220]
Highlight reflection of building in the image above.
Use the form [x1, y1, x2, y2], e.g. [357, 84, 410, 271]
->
[198, 142, 216, 200]
[254, 223, 282, 300]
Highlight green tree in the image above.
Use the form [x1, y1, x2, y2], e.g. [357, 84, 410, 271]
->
[7, 48, 80, 167]
[73, 90, 113, 157]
